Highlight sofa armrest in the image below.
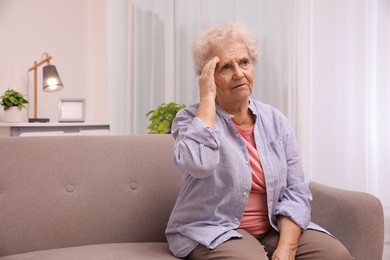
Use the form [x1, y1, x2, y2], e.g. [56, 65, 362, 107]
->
[309, 181, 384, 260]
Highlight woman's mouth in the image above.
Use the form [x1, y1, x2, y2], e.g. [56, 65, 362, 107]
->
[232, 83, 246, 89]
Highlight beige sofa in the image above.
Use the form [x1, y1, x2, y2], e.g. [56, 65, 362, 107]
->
[0, 135, 384, 259]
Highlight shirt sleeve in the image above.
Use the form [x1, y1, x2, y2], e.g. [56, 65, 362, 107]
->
[171, 107, 221, 179]
[273, 126, 312, 229]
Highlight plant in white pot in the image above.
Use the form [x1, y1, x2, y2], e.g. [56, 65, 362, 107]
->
[1, 89, 28, 122]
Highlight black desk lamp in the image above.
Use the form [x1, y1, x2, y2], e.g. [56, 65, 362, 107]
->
[28, 53, 64, 122]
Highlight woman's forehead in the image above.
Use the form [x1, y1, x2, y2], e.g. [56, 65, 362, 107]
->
[223, 53, 249, 65]
[216, 47, 249, 63]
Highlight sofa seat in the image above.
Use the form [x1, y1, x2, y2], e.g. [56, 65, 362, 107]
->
[0, 243, 178, 260]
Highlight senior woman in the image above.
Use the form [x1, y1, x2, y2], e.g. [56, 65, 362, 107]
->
[165, 23, 353, 260]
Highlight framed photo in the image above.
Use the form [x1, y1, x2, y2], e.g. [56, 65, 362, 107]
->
[59, 98, 86, 122]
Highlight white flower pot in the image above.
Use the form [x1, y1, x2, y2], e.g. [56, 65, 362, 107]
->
[4, 107, 24, 123]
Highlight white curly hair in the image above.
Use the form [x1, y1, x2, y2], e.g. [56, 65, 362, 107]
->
[192, 23, 260, 75]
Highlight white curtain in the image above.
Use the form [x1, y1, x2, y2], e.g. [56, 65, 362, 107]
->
[296, 0, 389, 255]
[298, 0, 390, 204]
[110, 0, 297, 134]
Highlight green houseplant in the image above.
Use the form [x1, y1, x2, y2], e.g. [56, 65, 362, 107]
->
[1, 89, 28, 111]
[1, 89, 28, 122]
[146, 102, 185, 134]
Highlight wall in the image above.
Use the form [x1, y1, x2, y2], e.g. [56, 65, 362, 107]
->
[0, 0, 108, 123]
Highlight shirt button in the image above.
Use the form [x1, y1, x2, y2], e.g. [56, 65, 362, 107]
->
[245, 160, 249, 165]
[234, 217, 239, 222]
[243, 191, 247, 196]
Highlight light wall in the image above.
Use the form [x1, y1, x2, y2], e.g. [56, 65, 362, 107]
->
[0, 0, 108, 123]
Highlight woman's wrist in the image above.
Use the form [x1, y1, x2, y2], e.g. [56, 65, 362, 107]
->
[197, 97, 216, 129]
[276, 216, 301, 249]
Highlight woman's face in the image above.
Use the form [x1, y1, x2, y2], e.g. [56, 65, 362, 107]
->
[211, 38, 255, 107]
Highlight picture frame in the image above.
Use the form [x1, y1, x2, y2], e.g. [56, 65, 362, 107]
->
[58, 98, 86, 122]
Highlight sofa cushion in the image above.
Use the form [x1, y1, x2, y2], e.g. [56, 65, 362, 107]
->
[0, 243, 178, 260]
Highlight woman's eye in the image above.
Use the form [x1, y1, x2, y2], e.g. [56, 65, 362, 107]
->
[241, 59, 249, 66]
[222, 64, 230, 70]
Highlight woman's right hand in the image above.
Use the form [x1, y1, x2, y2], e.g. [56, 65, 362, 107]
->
[196, 56, 220, 130]
[198, 56, 220, 101]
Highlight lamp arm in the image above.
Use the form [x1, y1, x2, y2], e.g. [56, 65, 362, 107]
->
[28, 53, 52, 72]
[27, 53, 52, 120]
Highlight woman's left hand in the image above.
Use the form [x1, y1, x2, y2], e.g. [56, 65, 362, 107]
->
[272, 245, 297, 260]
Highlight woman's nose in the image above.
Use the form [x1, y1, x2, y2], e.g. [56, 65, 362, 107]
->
[233, 65, 244, 79]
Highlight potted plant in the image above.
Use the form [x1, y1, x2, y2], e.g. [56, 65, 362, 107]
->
[146, 102, 185, 134]
[1, 88, 29, 122]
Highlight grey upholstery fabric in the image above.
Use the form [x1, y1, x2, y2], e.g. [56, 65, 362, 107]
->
[310, 182, 384, 260]
[0, 135, 384, 259]
[0, 135, 181, 257]
[0, 243, 177, 260]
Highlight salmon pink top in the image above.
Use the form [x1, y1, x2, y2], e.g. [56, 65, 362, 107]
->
[233, 122, 271, 235]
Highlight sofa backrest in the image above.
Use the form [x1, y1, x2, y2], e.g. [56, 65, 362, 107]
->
[0, 135, 181, 257]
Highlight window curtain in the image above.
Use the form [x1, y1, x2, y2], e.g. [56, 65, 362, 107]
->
[300, 0, 390, 206]
[107, 0, 297, 135]
[296, 0, 389, 254]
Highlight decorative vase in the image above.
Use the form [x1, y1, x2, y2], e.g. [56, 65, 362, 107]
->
[4, 107, 24, 123]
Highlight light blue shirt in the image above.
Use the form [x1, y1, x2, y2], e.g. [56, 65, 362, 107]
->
[166, 100, 323, 258]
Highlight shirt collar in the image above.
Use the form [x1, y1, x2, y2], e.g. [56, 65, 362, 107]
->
[216, 99, 258, 119]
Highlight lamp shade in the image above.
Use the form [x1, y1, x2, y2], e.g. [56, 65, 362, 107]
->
[42, 64, 64, 92]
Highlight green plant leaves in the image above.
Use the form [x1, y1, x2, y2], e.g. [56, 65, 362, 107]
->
[146, 102, 185, 134]
[0, 89, 29, 111]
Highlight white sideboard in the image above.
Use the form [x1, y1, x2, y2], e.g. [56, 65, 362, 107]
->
[0, 123, 110, 137]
